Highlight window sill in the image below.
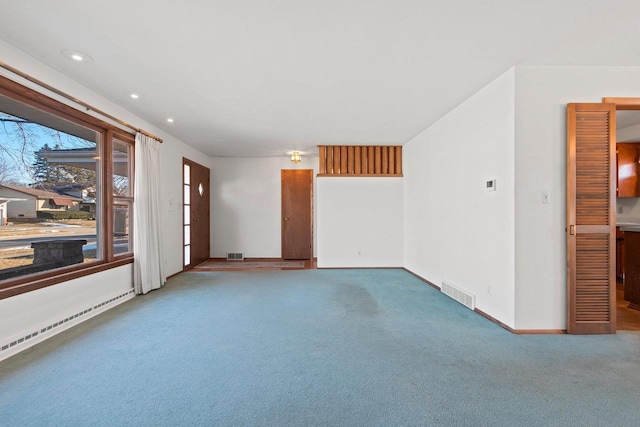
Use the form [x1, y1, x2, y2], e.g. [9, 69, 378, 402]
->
[0, 256, 134, 300]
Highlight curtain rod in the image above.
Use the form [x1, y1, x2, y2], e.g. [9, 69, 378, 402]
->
[0, 61, 163, 143]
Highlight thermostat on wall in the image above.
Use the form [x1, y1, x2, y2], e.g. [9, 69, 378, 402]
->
[486, 179, 497, 191]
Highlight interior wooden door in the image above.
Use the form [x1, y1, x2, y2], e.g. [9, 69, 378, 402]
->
[183, 158, 210, 269]
[281, 169, 313, 260]
[566, 103, 616, 334]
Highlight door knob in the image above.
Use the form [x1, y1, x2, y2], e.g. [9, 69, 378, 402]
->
[284, 217, 289, 221]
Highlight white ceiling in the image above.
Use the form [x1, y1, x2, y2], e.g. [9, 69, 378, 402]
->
[617, 111, 640, 131]
[1, 0, 640, 157]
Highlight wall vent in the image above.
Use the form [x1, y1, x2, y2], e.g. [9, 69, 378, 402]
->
[226, 252, 244, 261]
[441, 281, 476, 310]
[0, 289, 134, 356]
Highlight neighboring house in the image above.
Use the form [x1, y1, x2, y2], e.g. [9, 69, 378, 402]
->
[0, 184, 81, 219]
[0, 197, 28, 225]
[39, 183, 97, 216]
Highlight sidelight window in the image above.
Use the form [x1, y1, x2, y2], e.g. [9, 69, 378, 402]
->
[183, 162, 191, 268]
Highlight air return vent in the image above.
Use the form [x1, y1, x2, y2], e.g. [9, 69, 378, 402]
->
[441, 281, 476, 310]
[226, 252, 244, 261]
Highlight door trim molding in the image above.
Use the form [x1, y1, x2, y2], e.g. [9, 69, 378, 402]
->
[602, 97, 640, 109]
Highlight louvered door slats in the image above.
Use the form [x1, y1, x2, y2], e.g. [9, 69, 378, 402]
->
[567, 103, 616, 334]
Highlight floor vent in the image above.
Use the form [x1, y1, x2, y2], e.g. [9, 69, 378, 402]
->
[226, 252, 244, 261]
[441, 281, 476, 310]
[0, 289, 134, 354]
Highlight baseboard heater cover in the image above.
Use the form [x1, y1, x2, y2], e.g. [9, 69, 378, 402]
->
[226, 252, 244, 261]
[0, 289, 135, 358]
[441, 280, 476, 310]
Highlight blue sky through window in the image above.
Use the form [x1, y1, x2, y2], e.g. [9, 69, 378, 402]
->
[0, 112, 94, 185]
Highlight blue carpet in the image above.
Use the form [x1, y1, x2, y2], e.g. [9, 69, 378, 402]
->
[1, 269, 639, 426]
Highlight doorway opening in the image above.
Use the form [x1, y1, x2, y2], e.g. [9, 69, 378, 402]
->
[612, 102, 640, 331]
[183, 158, 210, 270]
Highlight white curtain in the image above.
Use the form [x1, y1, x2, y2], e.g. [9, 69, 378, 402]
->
[133, 132, 166, 294]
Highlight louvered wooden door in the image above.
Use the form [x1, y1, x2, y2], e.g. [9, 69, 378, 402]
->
[566, 103, 616, 334]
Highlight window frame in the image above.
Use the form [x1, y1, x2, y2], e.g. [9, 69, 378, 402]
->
[0, 75, 134, 300]
[111, 131, 135, 260]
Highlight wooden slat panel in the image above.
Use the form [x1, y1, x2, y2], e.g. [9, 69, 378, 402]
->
[575, 111, 610, 225]
[318, 146, 326, 175]
[575, 234, 611, 322]
[368, 147, 375, 175]
[374, 147, 381, 173]
[361, 147, 367, 174]
[381, 146, 388, 174]
[340, 146, 348, 175]
[316, 145, 403, 177]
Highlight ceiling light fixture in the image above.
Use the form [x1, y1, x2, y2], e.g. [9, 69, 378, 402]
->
[130, 93, 139, 99]
[61, 49, 94, 64]
[291, 151, 302, 163]
[167, 118, 175, 123]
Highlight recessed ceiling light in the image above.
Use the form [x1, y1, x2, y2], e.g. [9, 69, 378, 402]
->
[167, 118, 174, 123]
[130, 93, 139, 99]
[61, 49, 93, 64]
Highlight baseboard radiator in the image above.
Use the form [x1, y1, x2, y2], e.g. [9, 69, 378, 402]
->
[441, 280, 476, 310]
[0, 289, 135, 361]
[226, 252, 244, 261]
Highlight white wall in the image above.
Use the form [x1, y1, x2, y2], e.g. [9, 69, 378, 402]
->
[0, 39, 212, 278]
[0, 188, 37, 218]
[513, 66, 640, 330]
[0, 265, 134, 361]
[317, 177, 403, 268]
[159, 143, 213, 275]
[211, 156, 318, 258]
[404, 69, 516, 328]
[0, 40, 211, 357]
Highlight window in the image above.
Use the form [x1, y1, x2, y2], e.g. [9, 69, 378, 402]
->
[112, 137, 133, 255]
[183, 162, 191, 268]
[0, 75, 134, 298]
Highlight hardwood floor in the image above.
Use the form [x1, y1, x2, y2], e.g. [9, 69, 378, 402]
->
[192, 258, 317, 271]
[617, 281, 640, 331]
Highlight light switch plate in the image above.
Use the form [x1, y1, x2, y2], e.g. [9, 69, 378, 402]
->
[542, 191, 550, 204]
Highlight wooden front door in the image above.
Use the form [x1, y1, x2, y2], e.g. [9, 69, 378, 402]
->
[566, 103, 616, 334]
[281, 169, 313, 260]
[183, 158, 210, 269]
